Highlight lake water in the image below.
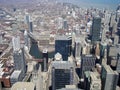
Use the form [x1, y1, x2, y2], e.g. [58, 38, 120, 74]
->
[56, 0, 120, 10]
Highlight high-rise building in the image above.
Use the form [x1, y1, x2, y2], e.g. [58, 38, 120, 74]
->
[100, 42, 107, 59]
[13, 48, 26, 77]
[80, 55, 96, 78]
[24, 30, 29, 47]
[12, 36, 21, 51]
[114, 35, 119, 45]
[12, 36, 26, 80]
[25, 15, 30, 24]
[10, 70, 23, 85]
[0, 33, 2, 44]
[95, 42, 100, 58]
[57, 17, 63, 29]
[29, 21, 33, 33]
[84, 71, 91, 90]
[101, 63, 119, 90]
[116, 53, 120, 73]
[84, 71, 101, 90]
[31, 66, 43, 90]
[42, 48, 48, 72]
[90, 72, 101, 90]
[91, 16, 101, 43]
[74, 38, 82, 61]
[52, 60, 74, 90]
[55, 35, 72, 61]
[63, 20, 68, 30]
[117, 17, 120, 31]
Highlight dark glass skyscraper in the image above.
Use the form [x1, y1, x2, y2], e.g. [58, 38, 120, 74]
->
[29, 21, 33, 33]
[52, 61, 74, 90]
[55, 35, 72, 61]
[91, 16, 101, 43]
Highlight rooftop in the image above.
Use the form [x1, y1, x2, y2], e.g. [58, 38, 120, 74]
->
[55, 35, 71, 40]
[52, 61, 74, 69]
[11, 82, 35, 90]
[10, 70, 21, 79]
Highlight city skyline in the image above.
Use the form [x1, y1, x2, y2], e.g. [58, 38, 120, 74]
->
[0, 0, 120, 90]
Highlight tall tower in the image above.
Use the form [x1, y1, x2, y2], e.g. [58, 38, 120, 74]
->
[55, 35, 72, 61]
[12, 36, 21, 51]
[91, 16, 101, 43]
[12, 36, 26, 78]
[24, 30, 29, 46]
[52, 60, 74, 90]
[116, 53, 120, 73]
[74, 38, 81, 61]
[101, 63, 119, 90]
[13, 48, 26, 77]
[25, 15, 30, 24]
[29, 21, 33, 33]
[63, 19, 68, 30]
[0, 33, 2, 44]
[80, 55, 96, 78]
[42, 48, 48, 72]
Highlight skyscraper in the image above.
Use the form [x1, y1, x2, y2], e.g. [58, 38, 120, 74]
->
[52, 60, 74, 90]
[74, 38, 82, 61]
[29, 21, 33, 33]
[84, 71, 101, 90]
[12, 36, 21, 51]
[100, 42, 107, 59]
[0, 33, 2, 44]
[116, 53, 120, 73]
[80, 55, 96, 78]
[117, 17, 120, 31]
[25, 15, 30, 24]
[12, 36, 26, 79]
[42, 48, 48, 72]
[63, 19, 68, 30]
[55, 35, 72, 61]
[90, 72, 101, 90]
[91, 16, 101, 43]
[24, 30, 29, 47]
[84, 71, 91, 90]
[13, 48, 26, 77]
[101, 63, 119, 90]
